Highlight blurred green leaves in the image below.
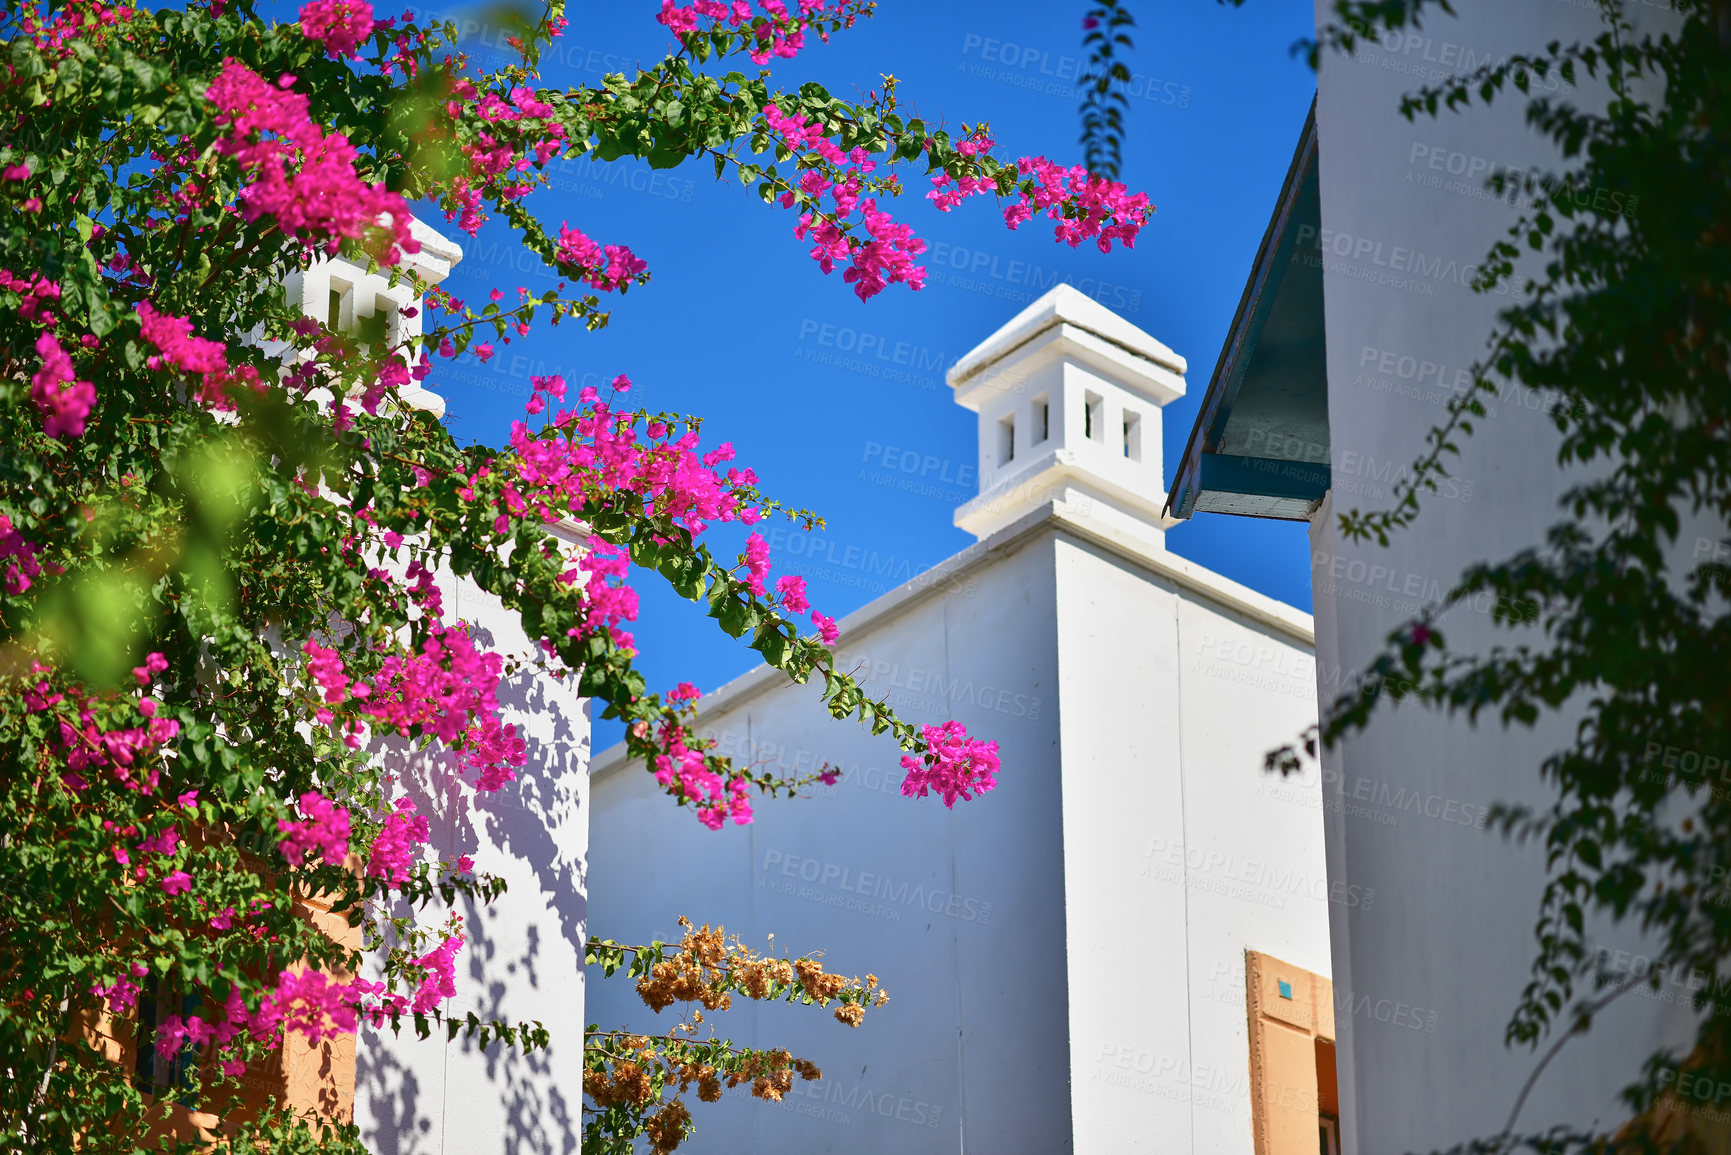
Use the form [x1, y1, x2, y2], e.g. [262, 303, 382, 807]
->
[32, 564, 152, 688]
[172, 430, 256, 632]
[25, 430, 256, 686]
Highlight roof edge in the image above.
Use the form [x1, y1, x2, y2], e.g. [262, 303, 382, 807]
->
[1168, 95, 1318, 520]
[590, 502, 1313, 783]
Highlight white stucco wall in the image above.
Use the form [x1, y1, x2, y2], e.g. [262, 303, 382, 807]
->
[1055, 531, 1327, 1153]
[353, 574, 591, 1155]
[588, 497, 1324, 1153]
[1308, 3, 1695, 1151]
[294, 232, 592, 1154]
[589, 527, 1069, 1153]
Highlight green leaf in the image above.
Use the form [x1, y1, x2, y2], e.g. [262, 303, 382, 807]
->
[750, 619, 788, 667]
[716, 593, 757, 639]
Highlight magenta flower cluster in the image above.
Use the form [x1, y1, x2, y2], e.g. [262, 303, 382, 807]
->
[652, 722, 753, 830]
[276, 790, 353, 868]
[424, 76, 571, 235]
[146, 923, 465, 1077]
[763, 103, 928, 301]
[136, 301, 261, 410]
[655, 0, 863, 65]
[3, 266, 87, 443]
[899, 721, 1001, 808]
[27, 660, 182, 796]
[29, 331, 94, 439]
[301, 623, 528, 792]
[205, 59, 419, 265]
[743, 531, 772, 595]
[367, 796, 432, 886]
[553, 224, 648, 291]
[758, 111, 1152, 303]
[0, 514, 43, 594]
[298, 0, 375, 58]
[1002, 156, 1152, 253]
[104, 812, 192, 898]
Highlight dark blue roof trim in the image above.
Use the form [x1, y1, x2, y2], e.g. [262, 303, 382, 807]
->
[1167, 98, 1319, 521]
[1198, 454, 1330, 503]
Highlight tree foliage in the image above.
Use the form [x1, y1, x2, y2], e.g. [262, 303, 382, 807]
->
[1253, 0, 1731, 1149]
[1077, 0, 1136, 181]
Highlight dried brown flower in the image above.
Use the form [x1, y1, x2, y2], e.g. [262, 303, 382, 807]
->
[644, 1098, 692, 1154]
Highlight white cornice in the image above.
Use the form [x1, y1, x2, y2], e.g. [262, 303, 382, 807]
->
[948, 283, 1188, 397]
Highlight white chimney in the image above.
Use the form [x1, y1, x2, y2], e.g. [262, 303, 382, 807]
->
[947, 284, 1186, 548]
[279, 216, 464, 418]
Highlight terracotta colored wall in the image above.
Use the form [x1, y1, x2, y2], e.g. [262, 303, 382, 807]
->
[1246, 949, 1336, 1155]
[284, 883, 363, 1121]
[68, 867, 363, 1149]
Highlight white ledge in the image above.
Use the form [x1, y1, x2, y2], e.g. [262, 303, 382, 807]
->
[948, 284, 1188, 400]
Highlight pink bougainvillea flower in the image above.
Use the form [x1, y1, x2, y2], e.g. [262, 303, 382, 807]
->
[133, 651, 169, 686]
[899, 721, 1000, 808]
[276, 790, 352, 866]
[298, 0, 374, 57]
[553, 224, 647, 290]
[775, 574, 809, 614]
[303, 638, 349, 703]
[30, 331, 95, 438]
[409, 930, 463, 1013]
[249, 967, 361, 1044]
[366, 795, 431, 886]
[0, 515, 42, 595]
[742, 532, 771, 597]
[811, 610, 839, 645]
[135, 302, 263, 410]
[204, 59, 419, 265]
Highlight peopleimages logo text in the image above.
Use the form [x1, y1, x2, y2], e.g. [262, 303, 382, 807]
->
[761, 851, 994, 923]
[924, 242, 1143, 314]
[798, 319, 947, 373]
[1293, 224, 1528, 298]
[959, 34, 1192, 107]
[833, 649, 1042, 720]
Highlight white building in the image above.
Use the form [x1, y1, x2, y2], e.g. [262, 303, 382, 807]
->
[350, 562, 590, 1155]
[1166, 4, 1705, 1151]
[590, 285, 1333, 1153]
[285, 228, 594, 1154]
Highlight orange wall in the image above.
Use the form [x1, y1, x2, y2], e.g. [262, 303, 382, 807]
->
[1245, 949, 1336, 1155]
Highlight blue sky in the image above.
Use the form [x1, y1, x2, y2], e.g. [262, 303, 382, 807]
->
[416, 1, 1320, 749]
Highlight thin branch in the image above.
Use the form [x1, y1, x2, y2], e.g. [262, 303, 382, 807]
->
[1492, 971, 1644, 1154]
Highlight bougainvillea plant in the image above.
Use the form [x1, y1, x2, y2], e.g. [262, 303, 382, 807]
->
[0, 0, 1150, 1150]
